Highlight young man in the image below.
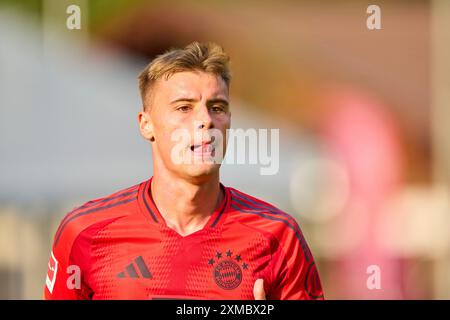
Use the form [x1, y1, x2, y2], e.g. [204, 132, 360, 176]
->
[44, 42, 324, 300]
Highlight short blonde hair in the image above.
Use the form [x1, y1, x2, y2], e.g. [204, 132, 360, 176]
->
[138, 41, 231, 109]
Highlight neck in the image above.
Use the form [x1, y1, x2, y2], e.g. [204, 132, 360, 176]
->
[151, 170, 223, 237]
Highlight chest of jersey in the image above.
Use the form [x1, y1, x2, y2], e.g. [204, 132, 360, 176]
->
[86, 220, 272, 299]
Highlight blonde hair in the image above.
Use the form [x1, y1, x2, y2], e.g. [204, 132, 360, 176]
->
[138, 41, 231, 109]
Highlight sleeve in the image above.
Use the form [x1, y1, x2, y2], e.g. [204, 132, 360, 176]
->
[269, 222, 324, 300]
[43, 216, 93, 300]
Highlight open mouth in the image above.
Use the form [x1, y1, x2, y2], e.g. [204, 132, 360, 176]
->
[190, 136, 216, 157]
[190, 143, 215, 154]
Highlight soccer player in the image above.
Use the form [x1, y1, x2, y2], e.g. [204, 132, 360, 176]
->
[44, 42, 324, 300]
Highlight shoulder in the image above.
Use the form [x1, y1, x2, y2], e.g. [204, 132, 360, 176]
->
[227, 187, 299, 236]
[226, 186, 313, 260]
[52, 183, 140, 253]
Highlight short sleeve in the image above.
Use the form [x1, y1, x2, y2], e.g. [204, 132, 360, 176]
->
[269, 222, 324, 300]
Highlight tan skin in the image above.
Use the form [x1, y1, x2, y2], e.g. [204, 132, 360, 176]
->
[138, 71, 265, 300]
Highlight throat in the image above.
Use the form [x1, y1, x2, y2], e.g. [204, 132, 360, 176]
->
[165, 215, 211, 237]
[150, 175, 224, 236]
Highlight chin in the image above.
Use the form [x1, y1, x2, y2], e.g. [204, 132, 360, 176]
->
[183, 163, 221, 179]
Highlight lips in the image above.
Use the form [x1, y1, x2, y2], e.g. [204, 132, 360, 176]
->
[190, 141, 214, 155]
[190, 136, 216, 158]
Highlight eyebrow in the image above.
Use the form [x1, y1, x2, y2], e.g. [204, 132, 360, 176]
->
[169, 98, 197, 105]
[206, 98, 229, 107]
[169, 97, 229, 106]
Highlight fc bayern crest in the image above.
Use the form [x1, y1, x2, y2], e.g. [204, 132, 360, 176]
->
[208, 249, 248, 290]
[214, 260, 242, 290]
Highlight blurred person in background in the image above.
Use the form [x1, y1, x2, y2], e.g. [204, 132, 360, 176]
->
[43, 42, 323, 300]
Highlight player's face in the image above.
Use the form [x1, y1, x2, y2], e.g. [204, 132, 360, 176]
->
[139, 71, 230, 181]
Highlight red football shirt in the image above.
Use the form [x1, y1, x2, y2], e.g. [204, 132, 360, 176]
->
[44, 177, 324, 300]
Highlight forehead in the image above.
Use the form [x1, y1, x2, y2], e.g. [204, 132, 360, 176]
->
[154, 71, 229, 101]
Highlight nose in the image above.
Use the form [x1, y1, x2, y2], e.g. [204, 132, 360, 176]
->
[195, 105, 214, 130]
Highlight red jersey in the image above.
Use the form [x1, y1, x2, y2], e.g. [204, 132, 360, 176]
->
[44, 177, 324, 300]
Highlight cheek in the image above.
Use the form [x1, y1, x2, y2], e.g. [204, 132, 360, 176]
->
[217, 115, 231, 134]
[154, 117, 191, 156]
[153, 112, 185, 139]
[213, 117, 230, 147]
[214, 113, 231, 127]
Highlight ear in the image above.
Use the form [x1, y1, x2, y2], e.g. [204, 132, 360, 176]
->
[138, 110, 155, 142]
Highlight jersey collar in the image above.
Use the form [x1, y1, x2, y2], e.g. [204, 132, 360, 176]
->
[138, 177, 230, 231]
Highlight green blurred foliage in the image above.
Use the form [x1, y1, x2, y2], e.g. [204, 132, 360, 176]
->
[0, 0, 42, 15]
[0, 0, 150, 30]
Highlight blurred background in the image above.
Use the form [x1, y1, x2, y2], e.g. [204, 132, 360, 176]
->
[0, 0, 449, 299]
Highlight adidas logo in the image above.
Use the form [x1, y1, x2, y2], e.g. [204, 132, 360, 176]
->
[117, 256, 153, 279]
